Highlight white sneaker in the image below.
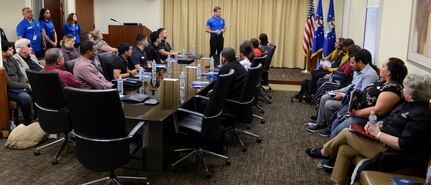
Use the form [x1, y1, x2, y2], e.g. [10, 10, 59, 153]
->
[48, 134, 58, 139]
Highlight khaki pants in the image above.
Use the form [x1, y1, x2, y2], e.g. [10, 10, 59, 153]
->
[322, 128, 389, 184]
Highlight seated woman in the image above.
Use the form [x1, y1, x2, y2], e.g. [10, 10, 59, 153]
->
[250, 38, 262, 57]
[328, 57, 408, 138]
[92, 30, 117, 53]
[60, 34, 80, 62]
[238, 40, 254, 71]
[305, 73, 431, 185]
[2, 41, 33, 125]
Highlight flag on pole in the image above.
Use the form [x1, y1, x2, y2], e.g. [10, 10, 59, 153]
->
[302, 0, 316, 56]
[322, 0, 336, 58]
[311, 0, 324, 58]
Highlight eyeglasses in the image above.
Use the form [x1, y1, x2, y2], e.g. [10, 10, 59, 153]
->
[27, 44, 32, 48]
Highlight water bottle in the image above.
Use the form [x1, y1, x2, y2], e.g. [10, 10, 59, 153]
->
[426, 166, 431, 183]
[369, 111, 377, 125]
[139, 67, 144, 81]
[210, 56, 215, 72]
[166, 55, 172, 78]
[117, 76, 124, 95]
[196, 64, 201, 80]
[182, 49, 186, 58]
[192, 45, 196, 55]
[9, 120, 16, 131]
[179, 71, 186, 103]
[151, 60, 157, 86]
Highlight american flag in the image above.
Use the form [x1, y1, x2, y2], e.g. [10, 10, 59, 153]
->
[302, 0, 316, 56]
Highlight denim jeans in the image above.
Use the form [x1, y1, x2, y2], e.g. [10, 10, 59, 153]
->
[7, 91, 32, 125]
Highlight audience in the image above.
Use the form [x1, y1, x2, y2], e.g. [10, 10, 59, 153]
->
[113, 42, 137, 80]
[250, 38, 262, 57]
[130, 34, 149, 71]
[306, 73, 431, 185]
[16, 7, 44, 58]
[145, 31, 162, 65]
[73, 40, 112, 89]
[39, 8, 57, 49]
[92, 30, 117, 53]
[238, 41, 254, 71]
[157, 28, 177, 61]
[42, 48, 83, 88]
[63, 13, 81, 48]
[60, 34, 80, 62]
[258, 33, 274, 54]
[12, 38, 43, 80]
[218, 47, 247, 101]
[2, 40, 33, 125]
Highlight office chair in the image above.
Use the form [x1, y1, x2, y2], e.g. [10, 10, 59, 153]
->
[63, 58, 77, 74]
[223, 64, 263, 152]
[251, 55, 267, 114]
[97, 51, 119, 81]
[171, 69, 235, 178]
[25, 69, 73, 165]
[63, 87, 149, 185]
[259, 45, 276, 103]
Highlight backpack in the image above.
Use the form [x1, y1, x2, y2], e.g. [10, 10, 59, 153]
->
[292, 79, 312, 102]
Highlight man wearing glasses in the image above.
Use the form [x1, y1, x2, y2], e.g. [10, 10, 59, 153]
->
[12, 38, 43, 80]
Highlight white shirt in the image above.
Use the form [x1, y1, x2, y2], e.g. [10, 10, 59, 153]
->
[239, 58, 251, 71]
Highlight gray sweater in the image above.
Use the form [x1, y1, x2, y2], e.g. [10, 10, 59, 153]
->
[3, 57, 29, 89]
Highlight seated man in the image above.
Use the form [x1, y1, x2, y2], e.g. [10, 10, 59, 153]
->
[2, 40, 33, 125]
[73, 40, 112, 89]
[112, 42, 137, 80]
[145, 31, 162, 65]
[218, 47, 247, 101]
[42, 48, 83, 88]
[130, 34, 149, 71]
[307, 49, 379, 133]
[13, 38, 43, 80]
[157, 28, 178, 61]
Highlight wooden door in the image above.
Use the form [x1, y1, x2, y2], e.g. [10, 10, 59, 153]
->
[76, 0, 94, 33]
[43, 0, 63, 43]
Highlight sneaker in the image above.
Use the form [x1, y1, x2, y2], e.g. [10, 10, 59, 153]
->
[317, 128, 331, 137]
[307, 124, 326, 133]
[350, 158, 371, 185]
[305, 122, 317, 127]
[316, 160, 333, 173]
[305, 147, 329, 159]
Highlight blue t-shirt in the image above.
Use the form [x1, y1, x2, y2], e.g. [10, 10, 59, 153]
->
[16, 18, 43, 52]
[40, 19, 55, 39]
[63, 23, 81, 43]
[206, 16, 225, 37]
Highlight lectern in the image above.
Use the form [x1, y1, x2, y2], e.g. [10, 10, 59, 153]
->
[108, 25, 151, 48]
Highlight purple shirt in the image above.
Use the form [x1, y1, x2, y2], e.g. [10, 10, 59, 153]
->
[73, 56, 112, 89]
[42, 65, 83, 88]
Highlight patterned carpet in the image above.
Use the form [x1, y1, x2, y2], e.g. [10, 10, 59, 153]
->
[0, 91, 333, 185]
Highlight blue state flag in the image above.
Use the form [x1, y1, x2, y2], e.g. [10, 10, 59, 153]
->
[323, 0, 336, 58]
[311, 0, 324, 58]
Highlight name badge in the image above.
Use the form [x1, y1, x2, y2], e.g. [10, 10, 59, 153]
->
[33, 35, 37, 41]
[141, 56, 145, 59]
[27, 26, 33, 30]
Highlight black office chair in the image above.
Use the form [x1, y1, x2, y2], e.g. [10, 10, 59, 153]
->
[97, 51, 119, 81]
[251, 55, 267, 114]
[171, 69, 235, 178]
[63, 58, 77, 74]
[25, 69, 73, 165]
[223, 64, 263, 152]
[63, 87, 149, 185]
[259, 45, 276, 104]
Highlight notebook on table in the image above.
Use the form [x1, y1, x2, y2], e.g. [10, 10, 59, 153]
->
[390, 177, 417, 185]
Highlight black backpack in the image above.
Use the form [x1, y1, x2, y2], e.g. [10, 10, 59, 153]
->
[292, 79, 312, 102]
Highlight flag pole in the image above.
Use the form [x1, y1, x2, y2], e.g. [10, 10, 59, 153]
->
[301, 51, 310, 73]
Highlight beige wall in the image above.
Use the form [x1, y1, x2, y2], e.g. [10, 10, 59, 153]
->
[93, 0, 163, 34]
[0, 0, 32, 42]
[347, 0, 367, 47]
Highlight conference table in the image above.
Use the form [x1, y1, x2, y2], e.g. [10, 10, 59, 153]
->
[122, 56, 216, 171]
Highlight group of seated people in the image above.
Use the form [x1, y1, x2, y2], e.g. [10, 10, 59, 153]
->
[298, 38, 431, 184]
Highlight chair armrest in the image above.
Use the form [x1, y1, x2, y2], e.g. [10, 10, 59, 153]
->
[128, 121, 145, 137]
[177, 108, 205, 118]
[194, 95, 209, 101]
[226, 97, 254, 105]
[71, 131, 133, 142]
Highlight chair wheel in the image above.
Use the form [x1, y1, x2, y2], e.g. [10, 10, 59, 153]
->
[246, 126, 251, 130]
[268, 96, 272, 99]
[256, 138, 262, 143]
[205, 172, 212, 179]
[34, 150, 40, 156]
[51, 159, 59, 165]
[269, 87, 272, 90]
[260, 110, 264, 113]
[145, 181, 150, 185]
[268, 101, 272, 104]
[261, 120, 265, 124]
[241, 148, 247, 152]
[170, 167, 177, 173]
[225, 160, 231, 166]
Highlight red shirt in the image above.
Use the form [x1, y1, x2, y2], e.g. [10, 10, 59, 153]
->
[42, 65, 83, 88]
[254, 48, 262, 57]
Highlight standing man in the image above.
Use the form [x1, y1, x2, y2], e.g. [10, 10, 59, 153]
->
[206, 6, 226, 66]
[16, 7, 44, 58]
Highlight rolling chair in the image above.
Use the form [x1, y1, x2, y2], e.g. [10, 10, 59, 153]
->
[252, 55, 267, 114]
[26, 69, 73, 165]
[63, 87, 149, 185]
[259, 45, 276, 103]
[63, 58, 77, 74]
[223, 64, 263, 152]
[97, 51, 119, 81]
[171, 69, 235, 178]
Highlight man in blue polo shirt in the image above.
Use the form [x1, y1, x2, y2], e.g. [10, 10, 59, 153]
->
[16, 7, 44, 58]
[206, 6, 226, 66]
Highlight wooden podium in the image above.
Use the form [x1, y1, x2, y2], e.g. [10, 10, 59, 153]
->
[0, 68, 9, 129]
[108, 25, 152, 48]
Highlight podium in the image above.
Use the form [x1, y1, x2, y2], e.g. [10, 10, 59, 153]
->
[108, 25, 152, 48]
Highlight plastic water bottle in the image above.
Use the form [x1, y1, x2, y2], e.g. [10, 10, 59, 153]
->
[117, 76, 124, 95]
[369, 111, 377, 125]
[210, 56, 215, 72]
[139, 67, 144, 81]
[179, 71, 186, 103]
[196, 64, 201, 80]
[166, 55, 172, 78]
[426, 166, 431, 183]
[192, 45, 196, 55]
[182, 49, 186, 58]
[9, 120, 16, 131]
[151, 60, 157, 86]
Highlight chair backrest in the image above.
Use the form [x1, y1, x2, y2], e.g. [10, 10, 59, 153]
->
[241, 64, 263, 102]
[63, 59, 77, 74]
[63, 87, 129, 171]
[98, 51, 119, 81]
[202, 69, 235, 139]
[252, 55, 267, 68]
[25, 69, 71, 133]
[263, 44, 276, 71]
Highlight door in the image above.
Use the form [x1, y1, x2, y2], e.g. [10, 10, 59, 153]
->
[44, 0, 63, 41]
[76, 0, 94, 33]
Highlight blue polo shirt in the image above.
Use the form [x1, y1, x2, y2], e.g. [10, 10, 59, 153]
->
[63, 23, 81, 44]
[16, 18, 43, 52]
[206, 16, 225, 37]
[40, 19, 55, 39]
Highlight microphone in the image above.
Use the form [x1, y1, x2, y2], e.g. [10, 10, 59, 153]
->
[110, 18, 122, 25]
